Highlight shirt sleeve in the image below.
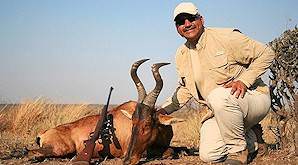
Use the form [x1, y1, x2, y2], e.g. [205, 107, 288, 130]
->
[229, 31, 276, 87]
[161, 47, 194, 114]
[161, 79, 193, 114]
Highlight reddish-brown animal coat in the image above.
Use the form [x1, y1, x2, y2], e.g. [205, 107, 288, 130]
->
[28, 101, 175, 161]
[27, 60, 179, 165]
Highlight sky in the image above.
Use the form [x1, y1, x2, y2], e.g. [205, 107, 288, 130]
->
[0, 0, 297, 104]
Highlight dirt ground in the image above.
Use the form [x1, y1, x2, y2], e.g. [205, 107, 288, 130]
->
[0, 146, 297, 165]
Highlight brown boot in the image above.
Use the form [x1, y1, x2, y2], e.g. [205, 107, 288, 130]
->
[224, 149, 248, 165]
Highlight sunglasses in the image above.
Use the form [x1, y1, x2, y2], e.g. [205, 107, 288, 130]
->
[175, 14, 200, 26]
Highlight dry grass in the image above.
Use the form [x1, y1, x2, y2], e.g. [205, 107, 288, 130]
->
[171, 106, 280, 151]
[260, 110, 281, 145]
[0, 98, 99, 157]
[0, 98, 281, 163]
[170, 106, 208, 149]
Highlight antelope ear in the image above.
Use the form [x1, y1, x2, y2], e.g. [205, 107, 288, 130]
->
[158, 114, 185, 125]
[120, 109, 133, 120]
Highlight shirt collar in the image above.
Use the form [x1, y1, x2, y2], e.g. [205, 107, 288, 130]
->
[185, 28, 207, 50]
[195, 28, 207, 50]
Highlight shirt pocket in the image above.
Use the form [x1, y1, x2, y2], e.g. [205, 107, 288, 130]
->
[208, 51, 233, 84]
[208, 50, 228, 69]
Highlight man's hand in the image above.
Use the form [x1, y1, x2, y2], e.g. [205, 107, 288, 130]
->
[223, 80, 247, 99]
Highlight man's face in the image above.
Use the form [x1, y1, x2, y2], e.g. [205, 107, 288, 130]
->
[175, 13, 204, 43]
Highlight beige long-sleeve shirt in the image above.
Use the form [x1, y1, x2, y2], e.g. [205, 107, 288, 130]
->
[162, 27, 275, 114]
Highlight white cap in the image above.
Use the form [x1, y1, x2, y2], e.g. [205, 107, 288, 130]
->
[173, 2, 199, 20]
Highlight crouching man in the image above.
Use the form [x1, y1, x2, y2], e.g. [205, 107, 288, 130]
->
[158, 2, 275, 164]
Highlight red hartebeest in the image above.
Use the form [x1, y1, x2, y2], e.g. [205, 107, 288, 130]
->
[24, 59, 182, 164]
[123, 61, 173, 165]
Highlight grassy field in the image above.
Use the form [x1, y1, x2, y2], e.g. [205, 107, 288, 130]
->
[0, 98, 296, 164]
[0, 98, 100, 158]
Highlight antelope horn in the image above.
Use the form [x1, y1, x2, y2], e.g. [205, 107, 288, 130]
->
[143, 62, 170, 107]
[131, 59, 150, 102]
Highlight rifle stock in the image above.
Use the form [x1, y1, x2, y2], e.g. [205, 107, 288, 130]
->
[71, 87, 113, 164]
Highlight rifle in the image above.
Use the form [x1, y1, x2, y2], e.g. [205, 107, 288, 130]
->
[71, 87, 114, 165]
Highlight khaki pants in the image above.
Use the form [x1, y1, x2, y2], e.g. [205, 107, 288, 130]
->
[199, 87, 271, 162]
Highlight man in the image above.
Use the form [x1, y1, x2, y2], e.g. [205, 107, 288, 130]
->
[159, 2, 275, 164]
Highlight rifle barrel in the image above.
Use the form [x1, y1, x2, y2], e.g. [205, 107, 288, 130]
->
[71, 87, 114, 164]
[91, 87, 113, 141]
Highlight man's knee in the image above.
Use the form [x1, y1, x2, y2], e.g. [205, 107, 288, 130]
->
[199, 118, 227, 163]
[199, 149, 226, 163]
[207, 87, 233, 112]
[199, 151, 213, 162]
